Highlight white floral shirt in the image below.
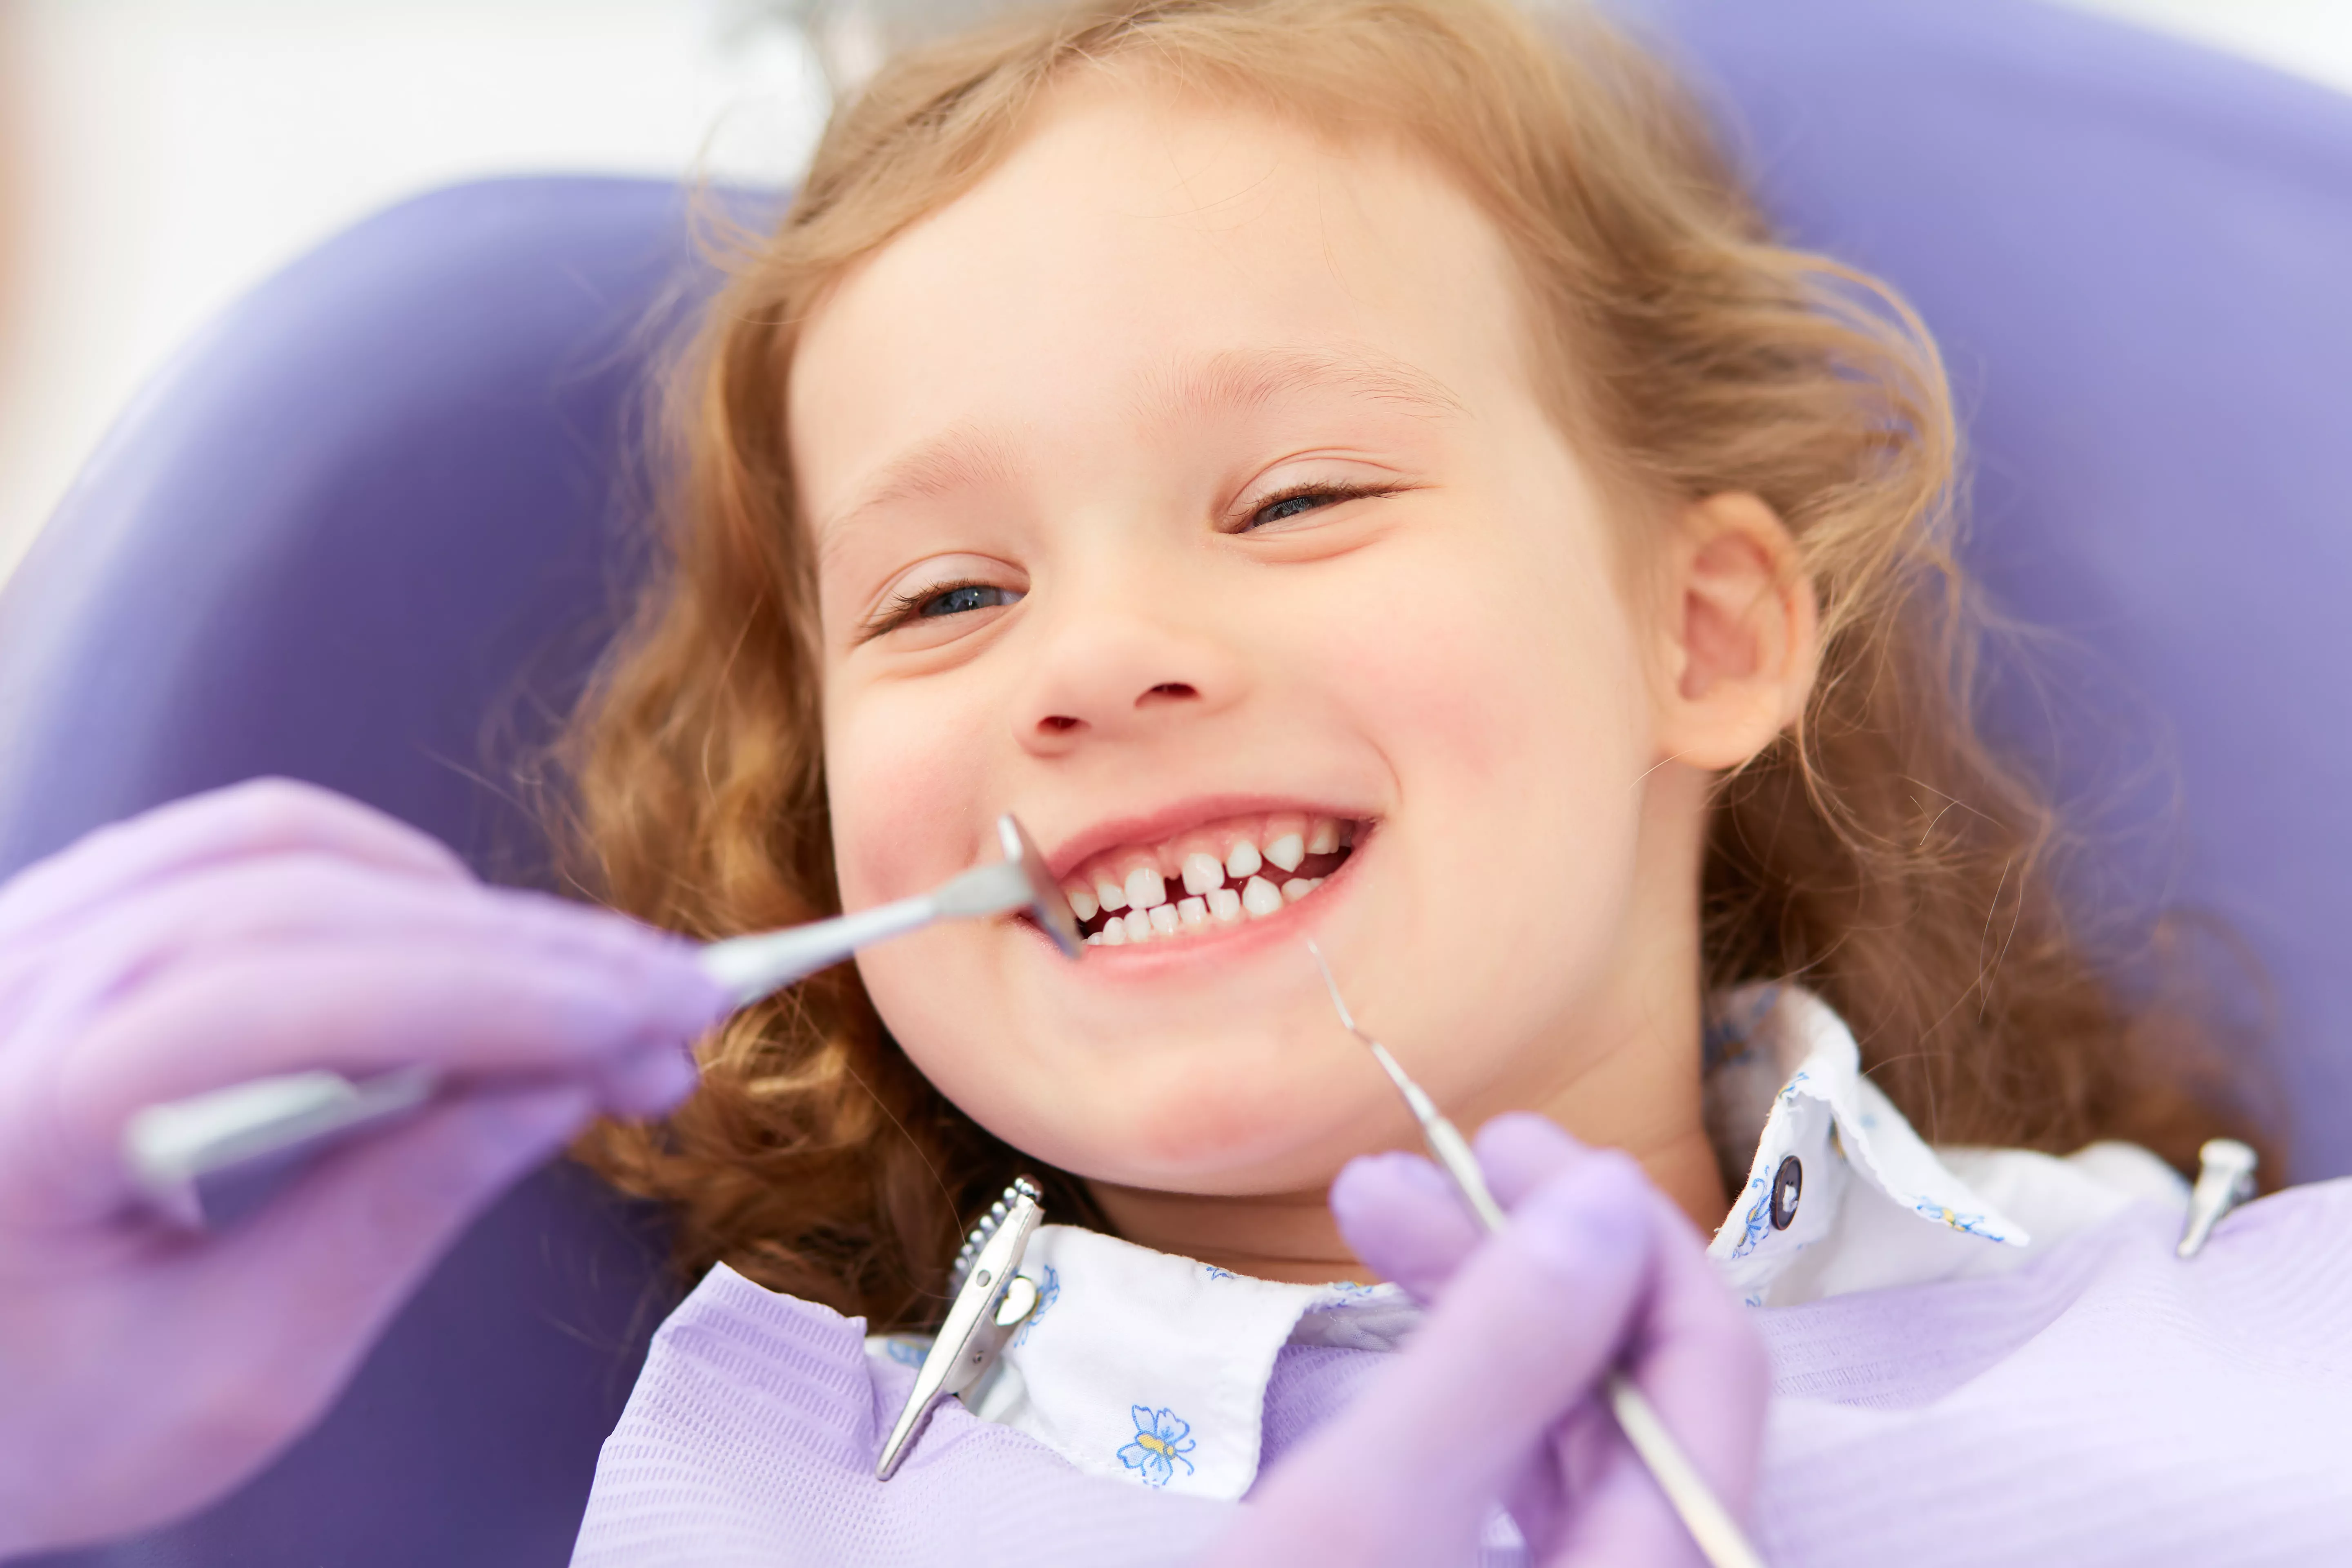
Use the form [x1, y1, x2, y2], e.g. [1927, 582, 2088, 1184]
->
[865, 984, 2189, 1501]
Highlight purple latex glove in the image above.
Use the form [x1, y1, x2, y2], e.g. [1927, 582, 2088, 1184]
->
[1218, 1112, 1768, 1568]
[0, 780, 731, 1560]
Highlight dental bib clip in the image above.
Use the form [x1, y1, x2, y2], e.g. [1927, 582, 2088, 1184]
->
[876, 1176, 1047, 1480]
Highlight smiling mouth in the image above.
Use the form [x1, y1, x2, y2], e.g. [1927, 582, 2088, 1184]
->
[1061, 812, 1359, 947]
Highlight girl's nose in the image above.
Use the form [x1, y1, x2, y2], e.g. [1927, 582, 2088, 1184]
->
[1011, 603, 1248, 755]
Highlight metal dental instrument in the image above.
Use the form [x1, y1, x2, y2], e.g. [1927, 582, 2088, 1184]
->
[877, 1176, 1047, 1481]
[2176, 1137, 2258, 1259]
[1306, 941, 1767, 1568]
[698, 814, 1082, 1005]
[123, 814, 1082, 1229]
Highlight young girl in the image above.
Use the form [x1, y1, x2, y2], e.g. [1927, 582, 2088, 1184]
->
[538, 0, 2334, 1560]
[5, 0, 2345, 1565]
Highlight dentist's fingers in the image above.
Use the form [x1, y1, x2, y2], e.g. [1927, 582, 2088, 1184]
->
[0, 855, 701, 1012]
[1544, 1183, 1769, 1565]
[1493, 1111, 1764, 1516]
[1219, 1154, 1657, 1568]
[1354, 1152, 1656, 1500]
[63, 937, 721, 1109]
[1325, 1151, 1486, 1300]
[1328, 1113, 1603, 1302]
[1330, 1115, 1766, 1568]
[1474, 1110, 1603, 1209]
[0, 780, 468, 942]
[19, 939, 720, 1216]
[1469, 1123, 1766, 1565]
[215, 1080, 599, 1376]
[55, 1081, 599, 1546]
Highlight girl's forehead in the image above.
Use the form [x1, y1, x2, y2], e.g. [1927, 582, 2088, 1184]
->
[787, 86, 1539, 536]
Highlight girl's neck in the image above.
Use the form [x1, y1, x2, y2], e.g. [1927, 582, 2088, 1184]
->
[1087, 982, 1727, 1286]
[1088, 1125, 1724, 1286]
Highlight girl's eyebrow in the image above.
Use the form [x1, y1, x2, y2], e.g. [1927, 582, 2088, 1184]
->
[1134, 344, 1470, 426]
[817, 345, 1463, 552]
[818, 422, 1022, 557]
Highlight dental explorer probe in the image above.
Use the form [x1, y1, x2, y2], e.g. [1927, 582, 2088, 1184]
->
[122, 815, 1082, 1230]
[1305, 942, 1767, 1568]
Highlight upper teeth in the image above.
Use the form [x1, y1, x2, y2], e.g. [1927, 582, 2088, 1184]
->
[1126, 866, 1167, 910]
[1066, 813, 1356, 947]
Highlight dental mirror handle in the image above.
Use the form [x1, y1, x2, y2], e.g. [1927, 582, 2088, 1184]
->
[696, 851, 1043, 1007]
[121, 836, 1057, 1230]
[698, 891, 940, 1006]
[120, 892, 944, 1230]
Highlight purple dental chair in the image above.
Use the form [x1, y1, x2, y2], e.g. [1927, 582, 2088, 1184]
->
[3, 0, 2349, 1562]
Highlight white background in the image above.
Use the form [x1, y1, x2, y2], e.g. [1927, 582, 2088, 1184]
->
[0, 0, 2346, 586]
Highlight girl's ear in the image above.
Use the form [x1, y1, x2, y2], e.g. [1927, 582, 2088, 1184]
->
[1648, 492, 1820, 771]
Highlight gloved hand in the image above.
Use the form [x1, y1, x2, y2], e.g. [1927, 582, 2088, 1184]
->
[0, 780, 730, 1560]
[1217, 1112, 1769, 1567]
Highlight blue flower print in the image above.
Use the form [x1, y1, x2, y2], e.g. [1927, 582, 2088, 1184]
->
[1116, 1405, 1198, 1488]
[1201, 1265, 1237, 1281]
[882, 1336, 928, 1367]
[1912, 1199, 2000, 1239]
[1727, 1175, 1773, 1260]
[1011, 1264, 1059, 1348]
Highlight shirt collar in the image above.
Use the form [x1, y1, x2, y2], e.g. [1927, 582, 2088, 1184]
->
[1701, 983, 2029, 1305]
[958, 1227, 1407, 1497]
[867, 984, 2029, 1497]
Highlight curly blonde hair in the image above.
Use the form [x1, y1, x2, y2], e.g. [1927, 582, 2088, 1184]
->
[555, 0, 2263, 1328]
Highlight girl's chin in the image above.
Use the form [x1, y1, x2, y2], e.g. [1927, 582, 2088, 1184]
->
[975, 1058, 1399, 1196]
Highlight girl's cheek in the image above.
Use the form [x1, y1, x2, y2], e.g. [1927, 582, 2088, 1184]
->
[1310, 519, 1644, 789]
[824, 669, 998, 908]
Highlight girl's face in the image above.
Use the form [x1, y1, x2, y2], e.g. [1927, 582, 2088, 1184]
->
[796, 87, 1777, 1230]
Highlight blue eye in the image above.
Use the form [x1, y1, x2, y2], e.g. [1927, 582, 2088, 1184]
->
[860, 578, 1025, 642]
[1240, 482, 1394, 532]
[1255, 494, 1328, 526]
[919, 583, 1017, 618]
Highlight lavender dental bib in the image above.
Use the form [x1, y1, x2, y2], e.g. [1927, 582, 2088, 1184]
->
[575, 1182, 2352, 1567]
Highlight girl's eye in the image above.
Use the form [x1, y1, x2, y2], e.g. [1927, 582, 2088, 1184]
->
[1238, 482, 1390, 533]
[1255, 494, 1328, 526]
[919, 584, 1017, 618]
[862, 579, 1024, 641]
